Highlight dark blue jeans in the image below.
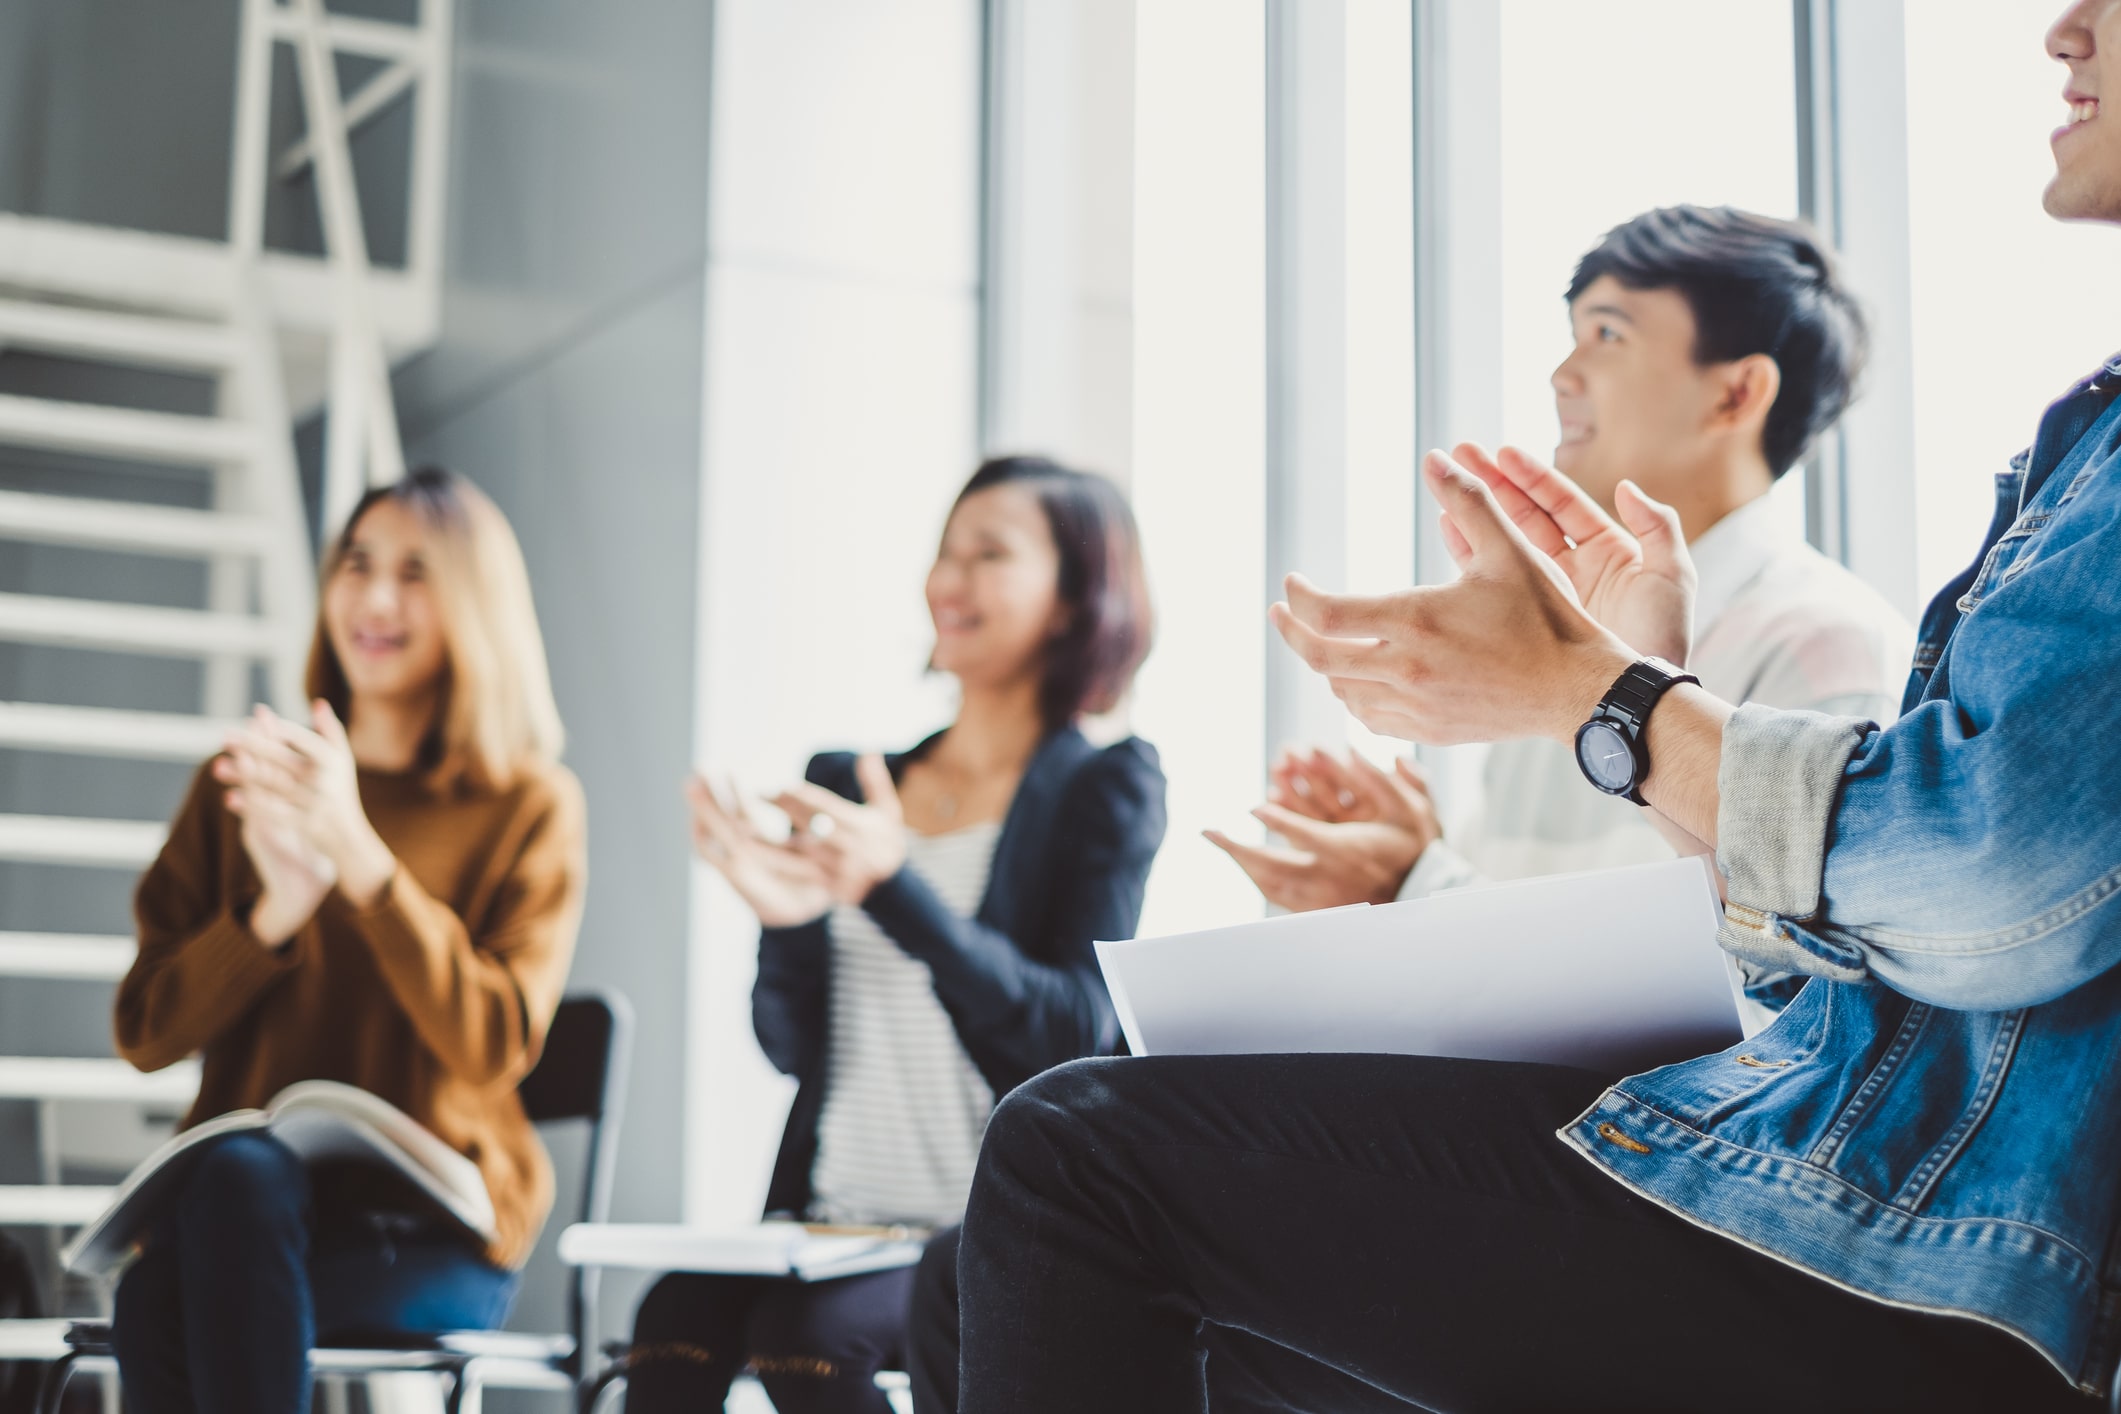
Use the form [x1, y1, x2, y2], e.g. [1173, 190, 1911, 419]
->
[111, 1132, 517, 1414]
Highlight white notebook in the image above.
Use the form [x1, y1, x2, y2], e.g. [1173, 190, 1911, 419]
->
[62, 1079, 495, 1279]
[1096, 855, 1743, 1075]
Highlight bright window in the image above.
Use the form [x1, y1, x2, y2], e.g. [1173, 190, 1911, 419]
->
[1904, 0, 2117, 598]
[1496, 1, 1802, 532]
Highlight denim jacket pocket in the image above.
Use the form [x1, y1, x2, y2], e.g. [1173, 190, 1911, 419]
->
[1808, 1004, 2031, 1214]
[1956, 513, 2052, 614]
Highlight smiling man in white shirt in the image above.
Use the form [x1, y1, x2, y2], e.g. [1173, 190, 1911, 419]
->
[1211, 205, 1913, 1011]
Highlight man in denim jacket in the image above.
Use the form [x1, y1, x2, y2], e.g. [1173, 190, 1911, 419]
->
[952, 4, 2121, 1410]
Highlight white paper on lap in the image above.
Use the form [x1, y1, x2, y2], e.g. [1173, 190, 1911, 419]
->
[1096, 856, 1744, 1076]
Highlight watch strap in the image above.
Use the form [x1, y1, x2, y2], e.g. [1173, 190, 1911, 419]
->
[1589, 656, 1700, 804]
[1597, 656, 1699, 734]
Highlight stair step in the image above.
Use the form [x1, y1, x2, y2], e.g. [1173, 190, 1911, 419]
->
[0, 932, 136, 980]
[0, 1056, 199, 1104]
[0, 1185, 115, 1226]
[0, 298, 240, 370]
[0, 702, 233, 760]
[0, 814, 165, 867]
[0, 591, 278, 658]
[0, 1320, 74, 1362]
[0, 488, 276, 557]
[0, 391, 258, 465]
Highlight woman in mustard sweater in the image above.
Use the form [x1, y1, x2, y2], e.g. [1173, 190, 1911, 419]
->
[112, 468, 585, 1414]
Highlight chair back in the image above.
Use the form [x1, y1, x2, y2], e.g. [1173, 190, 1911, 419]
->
[519, 990, 633, 1374]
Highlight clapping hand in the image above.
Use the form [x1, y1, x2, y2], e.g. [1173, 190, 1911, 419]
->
[686, 775, 837, 927]
[772, 755, 910, 906]
[1270, 450, 1662, 747]
[1206, 747, 1442, 911]
[688, 756, 912, 924]
[220, 774, 336, 947]
[1446, 442, 1695, 667]
[214, 702, 395, 945]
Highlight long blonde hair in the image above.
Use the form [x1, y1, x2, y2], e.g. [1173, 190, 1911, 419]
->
[306, 467, 564, 790]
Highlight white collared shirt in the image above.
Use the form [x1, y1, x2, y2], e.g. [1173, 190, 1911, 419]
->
[1401, 492, 1915, 898]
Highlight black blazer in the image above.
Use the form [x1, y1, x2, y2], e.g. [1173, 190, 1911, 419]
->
[752, 725, 1166, 1217]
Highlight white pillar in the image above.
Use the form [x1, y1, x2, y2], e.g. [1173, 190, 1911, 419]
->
[1265, 0, 1351, 760]
[1800, 0, 1920, 620]
[1410, 0, 1503, 817]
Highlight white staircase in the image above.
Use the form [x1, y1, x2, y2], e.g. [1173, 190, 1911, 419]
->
[0, 0, 451, 1282]
[0, 281, 316, 1229]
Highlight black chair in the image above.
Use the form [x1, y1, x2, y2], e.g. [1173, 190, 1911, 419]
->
[38, 989, 634, 1414]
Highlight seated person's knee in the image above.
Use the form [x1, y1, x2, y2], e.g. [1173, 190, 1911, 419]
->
[178, 1134, 308, 1229]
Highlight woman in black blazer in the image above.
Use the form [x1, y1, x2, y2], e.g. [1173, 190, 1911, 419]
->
[623, 457, 1165, 1414]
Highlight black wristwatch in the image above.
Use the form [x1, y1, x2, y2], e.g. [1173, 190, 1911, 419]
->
[1573, 657, 1699, 805]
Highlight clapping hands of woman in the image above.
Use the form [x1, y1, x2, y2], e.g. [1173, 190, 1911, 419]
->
[687, 754, 909, 926]
[213, 702, 398, 946]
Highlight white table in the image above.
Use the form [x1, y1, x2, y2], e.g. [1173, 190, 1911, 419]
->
[557, 1222, 925, 1278]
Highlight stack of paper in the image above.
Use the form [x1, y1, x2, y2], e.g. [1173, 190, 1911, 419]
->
[1096, 856, 1741, 1075]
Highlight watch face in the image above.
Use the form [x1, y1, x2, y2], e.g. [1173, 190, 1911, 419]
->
[1576, 720, 1638, 795]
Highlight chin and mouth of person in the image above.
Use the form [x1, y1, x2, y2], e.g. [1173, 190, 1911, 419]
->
[2050, 93, 2107, 212]
[338, 628, 426, 695]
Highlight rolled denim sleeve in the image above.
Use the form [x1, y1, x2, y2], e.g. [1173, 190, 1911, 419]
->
[1724, 460, 2121, 1011]
[1713, 705, 1877, 980]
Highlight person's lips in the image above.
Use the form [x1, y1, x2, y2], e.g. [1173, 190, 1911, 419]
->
[2057, 93, 2099, 146]
[933, 608, 982, 635]
[349, 627, 409, 655]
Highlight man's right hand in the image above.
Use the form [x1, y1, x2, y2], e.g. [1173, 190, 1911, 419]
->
[1206, 748, 1440, 912]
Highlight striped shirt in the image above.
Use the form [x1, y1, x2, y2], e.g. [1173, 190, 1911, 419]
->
[809, 821, 1003, 1226]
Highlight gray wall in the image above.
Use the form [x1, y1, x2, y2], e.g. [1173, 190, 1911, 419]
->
[388, 0, 718, 1345]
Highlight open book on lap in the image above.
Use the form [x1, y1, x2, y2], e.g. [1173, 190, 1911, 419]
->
[61, 1079, 495, 1280]
[1096, 855, 1744, 1076]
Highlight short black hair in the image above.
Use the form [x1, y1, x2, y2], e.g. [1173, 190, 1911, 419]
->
[953, 455, 1153, 729]
[1566, 205, 1867, 478]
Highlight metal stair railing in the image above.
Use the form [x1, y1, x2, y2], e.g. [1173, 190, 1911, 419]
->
[287, 0, 409, 533]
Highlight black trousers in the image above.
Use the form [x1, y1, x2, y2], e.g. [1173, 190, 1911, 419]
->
[623, 1266, 915, 1413]
[956, 1054, 2100, 1414]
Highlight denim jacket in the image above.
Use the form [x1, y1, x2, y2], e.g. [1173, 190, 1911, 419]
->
[1562, 356, 2121, 1395]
